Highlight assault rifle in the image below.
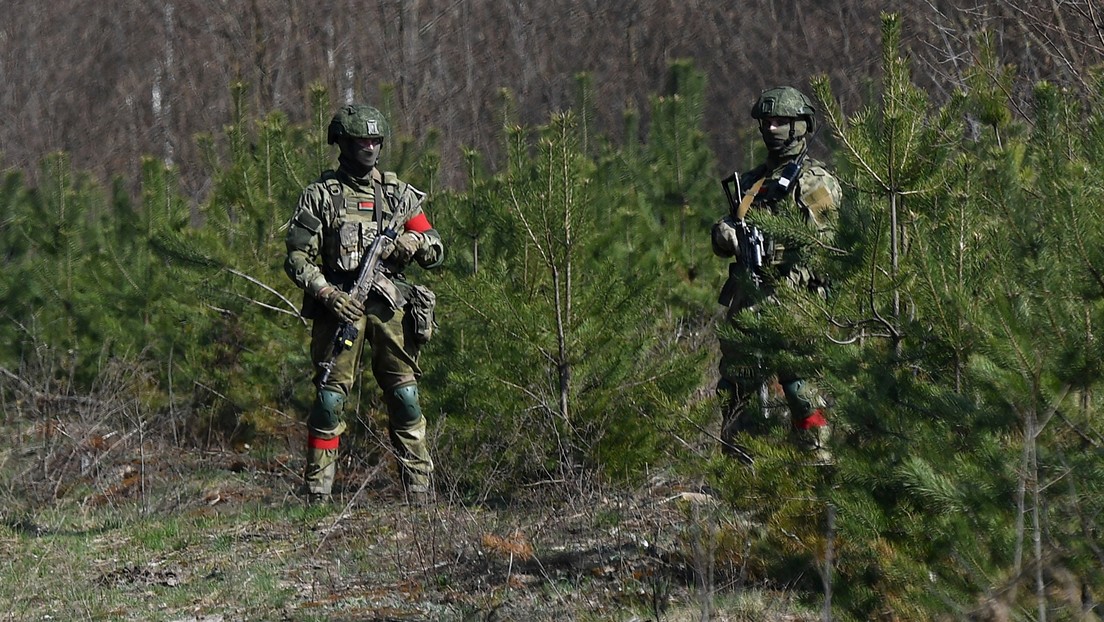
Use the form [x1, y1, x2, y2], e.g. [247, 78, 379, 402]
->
[316, 225, 399, 387]
[718, 157, 805, 300]
[719, 172, 767, 298]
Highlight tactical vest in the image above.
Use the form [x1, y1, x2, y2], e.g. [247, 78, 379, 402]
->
[741, 159, 835, 266]
[319, 170, 394, 275]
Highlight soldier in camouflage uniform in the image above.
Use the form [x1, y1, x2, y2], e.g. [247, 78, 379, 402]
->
[711, 86, 841, 463]
[284, 104, 444, 504]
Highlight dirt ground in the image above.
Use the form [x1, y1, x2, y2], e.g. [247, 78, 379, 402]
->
[0, 420, 819, 621]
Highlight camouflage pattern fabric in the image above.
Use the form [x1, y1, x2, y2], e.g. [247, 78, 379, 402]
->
[750, 86, 818, 127]
[285, 160, 442, 499]
[714, 149, 840, 462]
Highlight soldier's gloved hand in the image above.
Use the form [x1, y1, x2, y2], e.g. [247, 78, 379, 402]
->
[711, 216, 740, 257]
[384, 231, 424, 264]
[318, 286, 365, 323]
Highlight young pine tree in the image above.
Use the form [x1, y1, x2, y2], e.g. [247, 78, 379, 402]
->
[429, 109, 706, 499]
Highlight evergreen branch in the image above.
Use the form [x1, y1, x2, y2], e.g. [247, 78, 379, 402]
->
[1056, 450, 1104, 572]
[1054, 408, 1104, 448]
[495, 377, 556, 419]
[1035, 382, 1071, 436]
[819, 100, 889, 192]
[106, 245, 140, 292]
[635, 407, 719, 462]
[506, 184, 553, 269]
[150, 233, 224, 270]
[992, 296, 1044, 396]
[859, 216, 904, 342]
[449, 283, 558, 368]
[1067, 211, 1104, 293]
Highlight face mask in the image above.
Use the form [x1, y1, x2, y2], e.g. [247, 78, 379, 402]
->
[760, 126, 791, 152]
[339, 137, 382, 174]
[759, 118, 808, 156]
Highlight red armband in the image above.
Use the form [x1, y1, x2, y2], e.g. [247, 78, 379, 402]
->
[404, 213, 432, 233]
[794, 409, 829, 430]
[308, 435, 340, 450]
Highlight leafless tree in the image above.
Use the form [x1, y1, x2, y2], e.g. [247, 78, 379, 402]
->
[0, 1, 1097, 198]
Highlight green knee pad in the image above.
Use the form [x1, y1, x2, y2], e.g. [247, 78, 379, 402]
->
[385, 384, 423, 428]
[309, 389, 346, 432]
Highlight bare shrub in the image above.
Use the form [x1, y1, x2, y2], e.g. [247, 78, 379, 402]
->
[0, 342, 163, 511]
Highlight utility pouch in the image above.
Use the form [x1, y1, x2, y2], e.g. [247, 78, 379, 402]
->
[372, 274, 408, 310]
[336, 221, 379, 272]
[406, 284, 437, 344]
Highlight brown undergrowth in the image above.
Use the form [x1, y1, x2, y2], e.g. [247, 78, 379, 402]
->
[0, 446, 816, 619]
[0, 363, 817, 621]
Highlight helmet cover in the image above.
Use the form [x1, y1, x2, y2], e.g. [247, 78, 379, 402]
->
[327, 104, 389, 145]
[750, 86, 816, 132]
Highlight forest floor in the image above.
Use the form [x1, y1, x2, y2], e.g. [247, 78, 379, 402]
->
[0, 422, 822, 621]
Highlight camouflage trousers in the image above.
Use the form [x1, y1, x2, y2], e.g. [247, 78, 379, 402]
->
[304, 294, 434, 497]
[716, 306, 830, 462]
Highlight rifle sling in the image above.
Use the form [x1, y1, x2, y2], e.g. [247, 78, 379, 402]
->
[373, 174, 386, 232]
[367, 174, 408, 309]
[736, 177, 766, 220]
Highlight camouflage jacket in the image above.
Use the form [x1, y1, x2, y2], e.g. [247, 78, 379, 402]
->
[737, 155, 841, 293]
[284, 167, 444, 300]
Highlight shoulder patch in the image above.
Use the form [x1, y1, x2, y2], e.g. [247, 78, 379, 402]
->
[803, 186, 835, 220]
[292, 209, 322, 233]
[798, 164, 838, 221]
[800, 163, 841, 203]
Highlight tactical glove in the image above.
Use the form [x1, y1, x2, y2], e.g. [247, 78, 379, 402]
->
[385, 231, 424, 264]
[711, 216, 740, 257]
[318, 286, 365, 323]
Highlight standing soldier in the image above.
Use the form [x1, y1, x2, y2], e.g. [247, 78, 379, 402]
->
[284, 104, 444, 504]
[711, 86, 841, 463]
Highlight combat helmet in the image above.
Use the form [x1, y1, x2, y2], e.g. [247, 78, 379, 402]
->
[750, 86, 817, 133]
[327, 104, 389, 145]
